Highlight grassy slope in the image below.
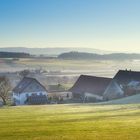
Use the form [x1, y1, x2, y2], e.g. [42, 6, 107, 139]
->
[104, 94, 140, 105]
[0, 104, 140, 140]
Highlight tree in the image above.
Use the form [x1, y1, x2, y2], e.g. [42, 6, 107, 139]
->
[19, 69, 30, 78]
[0, 77, 11, 105]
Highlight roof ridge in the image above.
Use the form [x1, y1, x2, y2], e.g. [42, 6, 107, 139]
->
[13, 77, 48, 93]
[80, 75, 112, 79]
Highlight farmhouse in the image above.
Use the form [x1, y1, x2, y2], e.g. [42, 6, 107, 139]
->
[114, 70, 140, 85]
[114, 70, 140, 96]
[103, 70, 140, 100]
[12, 77, 48, 105]
[70, 75, 112, 102]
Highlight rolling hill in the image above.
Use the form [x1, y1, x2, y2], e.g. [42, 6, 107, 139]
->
[58, 51, 140, 60]
[0, 47, 113, 56]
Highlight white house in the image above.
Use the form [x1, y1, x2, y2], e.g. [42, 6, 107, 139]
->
[12, 77, 48, 105]
[103, 80, 124, 100]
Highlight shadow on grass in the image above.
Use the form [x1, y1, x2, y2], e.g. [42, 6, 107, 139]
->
[54, 107, 128, 116]
[49, 111, 140, 123]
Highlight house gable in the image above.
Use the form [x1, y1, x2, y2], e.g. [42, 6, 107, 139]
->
[103, 80, 124, 100]
[23, 80, 47, 93]
[13, 77, 47, 94]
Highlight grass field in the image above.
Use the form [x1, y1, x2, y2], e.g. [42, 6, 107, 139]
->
[0, 104, 140, 140]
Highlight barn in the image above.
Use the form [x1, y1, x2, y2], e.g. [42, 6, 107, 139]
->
[103, 70, 140, 100]
[70, 75, 112, 102]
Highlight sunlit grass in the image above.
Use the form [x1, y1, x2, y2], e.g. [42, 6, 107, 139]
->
[0, 104, 140, 140]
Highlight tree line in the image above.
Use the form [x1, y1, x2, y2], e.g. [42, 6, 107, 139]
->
[0, 52, 30, 58]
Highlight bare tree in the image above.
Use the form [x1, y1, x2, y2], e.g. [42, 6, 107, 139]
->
[0, 77, 11, 105]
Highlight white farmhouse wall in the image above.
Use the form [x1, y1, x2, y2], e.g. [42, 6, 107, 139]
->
[13, 91, 47, 105]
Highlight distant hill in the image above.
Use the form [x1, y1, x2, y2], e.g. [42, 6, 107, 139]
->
[58, 52, 140, 60]
[0, 52, 30, 58]
[0, 47, 112, 56]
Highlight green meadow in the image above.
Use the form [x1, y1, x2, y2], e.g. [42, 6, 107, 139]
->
[0, 104, 140, 140]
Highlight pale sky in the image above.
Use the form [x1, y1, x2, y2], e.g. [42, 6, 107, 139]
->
[0, 0, 140, 52]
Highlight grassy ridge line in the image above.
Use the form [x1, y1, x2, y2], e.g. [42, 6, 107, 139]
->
[101, 94, 140, 105]
[0, 104, 140, 140]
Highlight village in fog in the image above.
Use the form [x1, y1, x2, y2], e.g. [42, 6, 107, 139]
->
[1, 0, 140, 139]
[1, 55, 140, 106]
